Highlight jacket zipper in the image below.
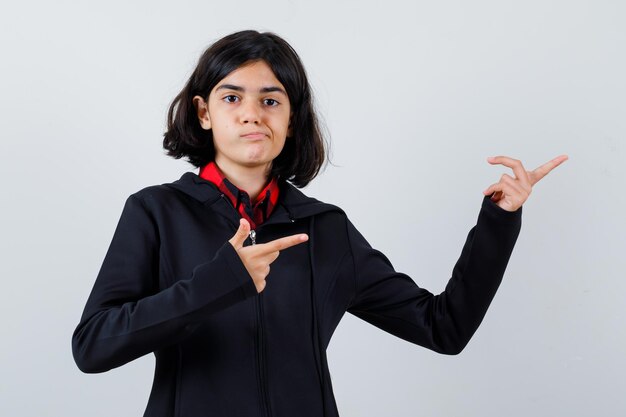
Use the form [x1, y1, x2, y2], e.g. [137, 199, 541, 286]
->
[219, 195, 272, 416]
[256, 292, 271, 416]
[250, 228, 271, 417]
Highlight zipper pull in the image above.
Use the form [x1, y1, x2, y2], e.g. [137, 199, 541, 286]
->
[249, 229, 257, 245]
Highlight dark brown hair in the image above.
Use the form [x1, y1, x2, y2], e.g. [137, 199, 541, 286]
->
[163, 30, 326, 188]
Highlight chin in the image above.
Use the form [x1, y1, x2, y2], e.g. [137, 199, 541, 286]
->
[243, 152, 277, 166]
[240, 158, 272, 168]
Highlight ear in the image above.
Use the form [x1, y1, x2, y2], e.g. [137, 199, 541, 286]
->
[193, 95, 212, 130]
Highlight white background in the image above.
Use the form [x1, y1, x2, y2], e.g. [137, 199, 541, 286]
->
[1, 1, 624, 416]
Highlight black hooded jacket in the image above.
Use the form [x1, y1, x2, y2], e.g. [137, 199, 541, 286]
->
[72, 172, 522, 417]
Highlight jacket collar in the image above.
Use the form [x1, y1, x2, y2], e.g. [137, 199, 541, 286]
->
[166, 172, 343, 222]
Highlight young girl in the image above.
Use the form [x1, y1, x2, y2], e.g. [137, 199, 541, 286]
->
[72, 30, 567, 417]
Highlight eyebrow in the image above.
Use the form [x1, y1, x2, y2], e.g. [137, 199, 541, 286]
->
[215, 84, 288, 95]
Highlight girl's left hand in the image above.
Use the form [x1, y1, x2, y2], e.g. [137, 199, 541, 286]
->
[483, 155, 568, 212]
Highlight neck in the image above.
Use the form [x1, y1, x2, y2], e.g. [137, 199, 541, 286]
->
[214, 158, 271, 201]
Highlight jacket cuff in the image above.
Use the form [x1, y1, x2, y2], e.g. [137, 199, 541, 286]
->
[480, 195, 522, 223]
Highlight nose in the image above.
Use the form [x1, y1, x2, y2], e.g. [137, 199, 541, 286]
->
[239, 100, 261, 124]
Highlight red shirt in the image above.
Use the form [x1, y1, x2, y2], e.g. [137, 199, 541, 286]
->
[199, 162, 280, 230]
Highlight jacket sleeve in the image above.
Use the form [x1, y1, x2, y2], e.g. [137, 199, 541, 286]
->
[346, 196, 522, 355]
[72, 194, 258, 373]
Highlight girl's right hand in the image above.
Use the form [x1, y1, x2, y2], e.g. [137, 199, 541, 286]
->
[229, 218, 308, 293]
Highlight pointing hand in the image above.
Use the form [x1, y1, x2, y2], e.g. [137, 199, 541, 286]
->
[229, 218, 309, 293]
[483, 155, 568, 212]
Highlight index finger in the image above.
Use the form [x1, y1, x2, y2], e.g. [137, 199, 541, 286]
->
[487, 156, 530, 186]
[257, 233, 309, 253]
[529, 154, 569, 185]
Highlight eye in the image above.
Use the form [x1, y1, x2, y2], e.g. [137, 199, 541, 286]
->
[223, 95, 239, 103]
[263, 98, 279, 106]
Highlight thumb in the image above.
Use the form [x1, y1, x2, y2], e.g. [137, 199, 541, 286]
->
[229, 218, 250, 250]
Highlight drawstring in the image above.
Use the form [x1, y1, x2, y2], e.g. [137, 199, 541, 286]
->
[308, 216, 327, 417]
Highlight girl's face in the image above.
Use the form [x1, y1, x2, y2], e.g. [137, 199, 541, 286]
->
[194, 60, 291, 175]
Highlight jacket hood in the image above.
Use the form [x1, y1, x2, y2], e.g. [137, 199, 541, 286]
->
[166, 172, 343, 221]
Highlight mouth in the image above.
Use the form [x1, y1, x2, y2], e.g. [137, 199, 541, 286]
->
[240, 132, 268, 140]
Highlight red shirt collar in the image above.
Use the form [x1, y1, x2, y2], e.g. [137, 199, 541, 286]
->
[199, 162, 280, 230]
